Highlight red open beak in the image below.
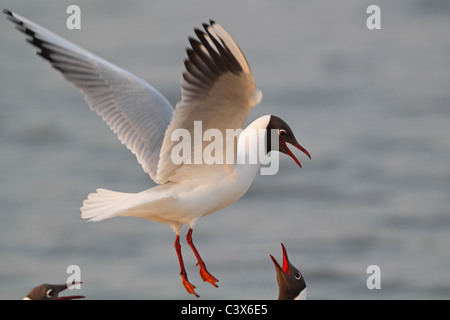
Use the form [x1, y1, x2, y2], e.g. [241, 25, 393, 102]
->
[270, 243, 291, 276]
[281, 141, 311, 168]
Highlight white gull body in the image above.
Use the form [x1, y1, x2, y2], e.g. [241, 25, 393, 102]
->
[83, 116, 270, 228]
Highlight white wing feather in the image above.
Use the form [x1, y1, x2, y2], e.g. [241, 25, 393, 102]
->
[5, 10, 174, 183]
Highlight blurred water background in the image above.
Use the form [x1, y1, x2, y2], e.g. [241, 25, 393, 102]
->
[1, 0, 450, 299]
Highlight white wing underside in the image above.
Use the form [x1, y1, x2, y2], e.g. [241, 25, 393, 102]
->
[5, 10, 174, 183]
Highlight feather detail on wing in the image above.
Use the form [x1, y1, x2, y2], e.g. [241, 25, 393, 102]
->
[156, 21, 262, 183]
[4, 9, 174, 183]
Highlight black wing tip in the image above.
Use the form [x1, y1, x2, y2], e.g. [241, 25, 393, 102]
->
[188, 36, 202, 44]
[183, 19, 244, 88]
[4, 9, 58, 67]
[4, 9, 28, 34]
[199, 20, 216, 32]
[193, 27, 205, 40]
[4, 8, 18, 24]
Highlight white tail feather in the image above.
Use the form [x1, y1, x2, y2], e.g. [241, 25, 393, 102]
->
[81, 188, 136, 222]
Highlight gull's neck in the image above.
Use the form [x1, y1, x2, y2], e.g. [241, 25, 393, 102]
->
[234, 115, 272, 179]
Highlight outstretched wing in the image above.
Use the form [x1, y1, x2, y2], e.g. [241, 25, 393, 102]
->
[5, 9, 174, 183]
[156, 21, 262, 183]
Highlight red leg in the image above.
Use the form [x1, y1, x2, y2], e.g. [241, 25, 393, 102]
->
[186, 228, 219, 288]
[174, 234, 199, 297]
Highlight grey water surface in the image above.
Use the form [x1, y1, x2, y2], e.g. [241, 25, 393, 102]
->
[1, 0, 449, 299]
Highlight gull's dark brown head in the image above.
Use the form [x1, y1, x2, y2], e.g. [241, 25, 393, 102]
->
[266, 116, 311, 167]
[24, 282, 85, 300]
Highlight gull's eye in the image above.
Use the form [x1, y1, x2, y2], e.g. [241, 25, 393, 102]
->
[294, 272, 301, 280]
[46, 289, 54, 298]
[278, 129, 287, 136]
